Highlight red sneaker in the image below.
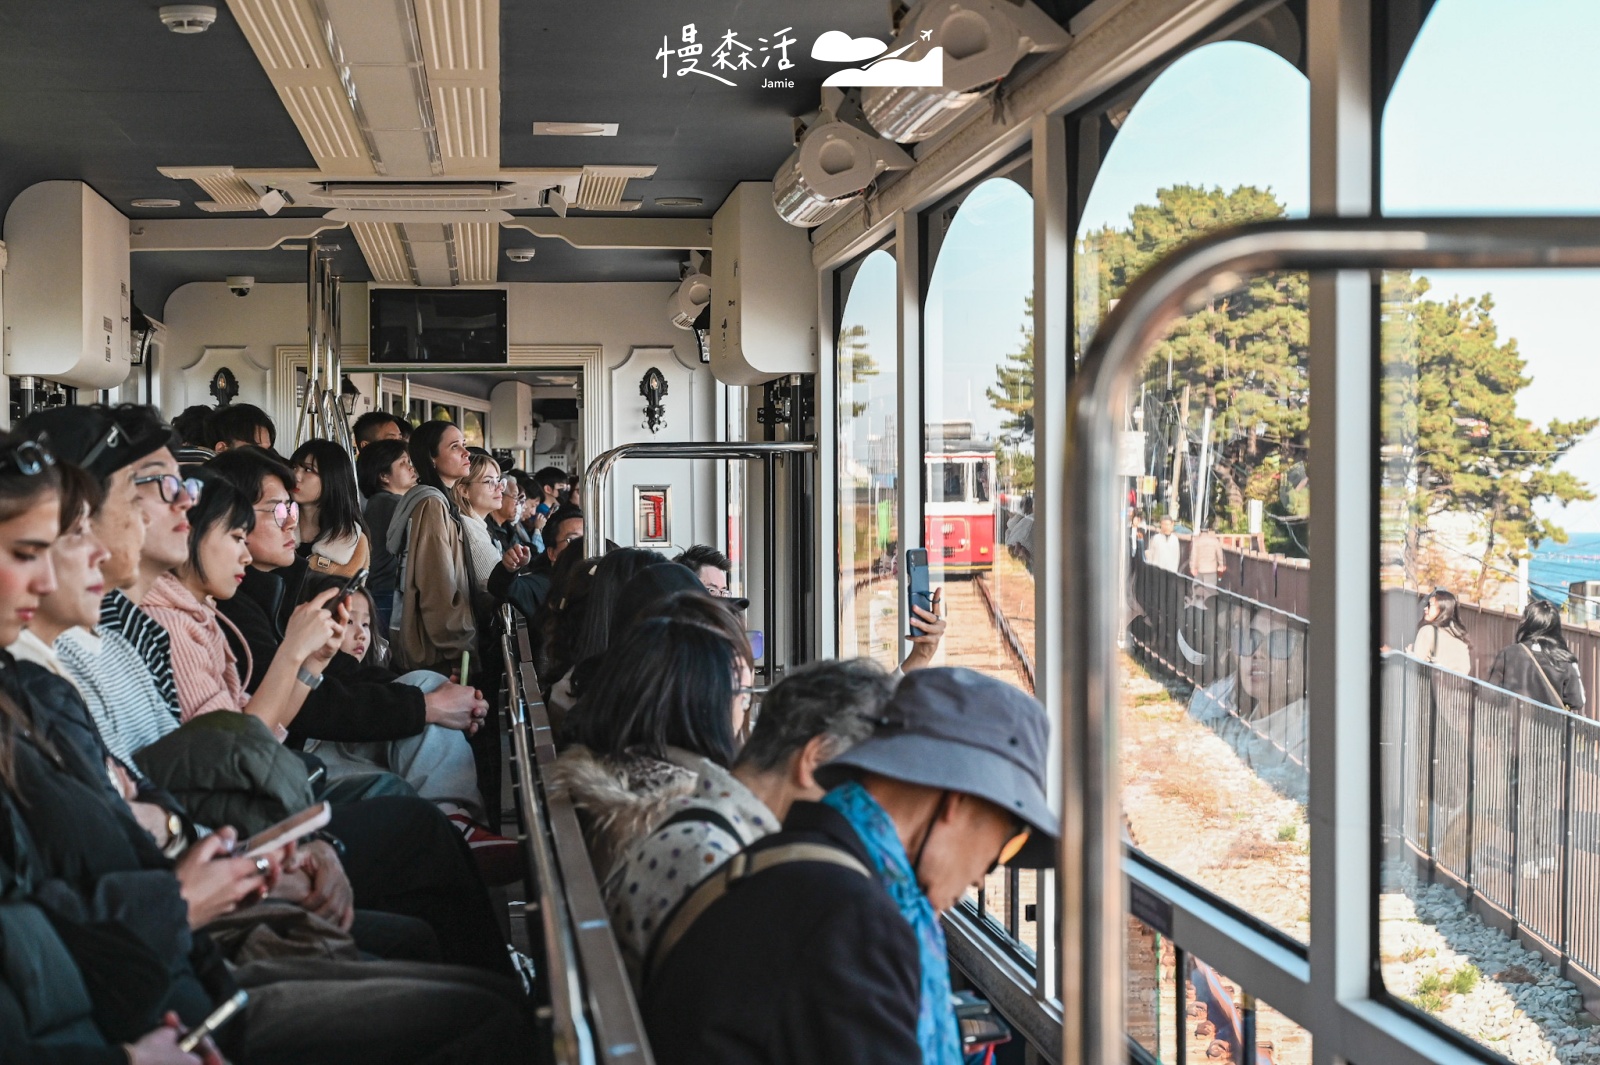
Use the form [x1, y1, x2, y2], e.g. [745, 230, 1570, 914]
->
[447, 812, 523, 886]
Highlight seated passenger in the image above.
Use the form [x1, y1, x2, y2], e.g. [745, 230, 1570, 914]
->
[545, 548, 666, 719]
[289, 438, 370, 577]
[139, 475, 343, 732]
[553, 602, 752, 877]
[356, 438, 416, 632]
[673, 543, 738, 600]
[352, 409, 405, 452]
[453, 451, 513, 599]
[171, 402, 217, 465]
[488, 502, 583, 621]
[643, 667, 1057, 1065]
[208, 402, 276, 454]
[605, 658, 893, 984]
[0, 430, 535, 1065]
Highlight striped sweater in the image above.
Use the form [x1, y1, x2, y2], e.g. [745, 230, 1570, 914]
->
[99, 588, 180, 711]
[139, 573, 254, 722]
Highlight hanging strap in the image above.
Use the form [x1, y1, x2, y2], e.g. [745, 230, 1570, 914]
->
[1520, 642, 1569, 709]
[645, 841, 871, 983]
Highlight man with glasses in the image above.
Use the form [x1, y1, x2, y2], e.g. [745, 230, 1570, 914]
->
[487, 502, 584, 622]
[643, 666, 1056, 1065]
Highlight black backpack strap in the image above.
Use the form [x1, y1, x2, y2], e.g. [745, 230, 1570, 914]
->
[644, 841, 870, 984]
[655, 805, 742, 842]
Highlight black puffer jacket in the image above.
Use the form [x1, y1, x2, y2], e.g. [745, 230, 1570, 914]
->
[1487, 638, 1587, 712]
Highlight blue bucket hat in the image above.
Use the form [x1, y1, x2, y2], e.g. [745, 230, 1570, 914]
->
[815, 666, 1058, 867]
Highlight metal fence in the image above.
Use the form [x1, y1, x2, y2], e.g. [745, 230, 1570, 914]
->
[1381, 653, 1600, 998]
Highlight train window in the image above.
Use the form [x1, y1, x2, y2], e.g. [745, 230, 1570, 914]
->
[1377, 3, 1600, 1058]
[1127, 917, 1310, 1065]
[836, 248, 902, 668]
[922, 171, 1036, 694]
[1078, 41, 1313, 945]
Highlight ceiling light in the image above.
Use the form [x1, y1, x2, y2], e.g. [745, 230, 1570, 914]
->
[773, 94, 913, 228]
[159, 5, 217, 33]
[532, 122, 619, 137]
[130, 198, 182, 209]
[505, 248, 536, 263]
[654, 197, 704, 208]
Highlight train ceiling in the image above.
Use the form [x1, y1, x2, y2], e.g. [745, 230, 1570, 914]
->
[0, 0, 1085, 315]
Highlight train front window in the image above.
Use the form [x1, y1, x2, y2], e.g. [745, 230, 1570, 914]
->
[1079, 40, 1312, 945]
[1375, 3, 1600, 1058]
[836, 248, 901, 669]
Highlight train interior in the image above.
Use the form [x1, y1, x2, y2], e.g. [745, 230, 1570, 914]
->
[5, 0, 1600, 1064]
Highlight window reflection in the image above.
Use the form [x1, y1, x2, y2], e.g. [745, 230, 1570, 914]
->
[1376, 8, 1600, 1058]
[1083, 41, 1312, 943]
[836, 249, 901, 668]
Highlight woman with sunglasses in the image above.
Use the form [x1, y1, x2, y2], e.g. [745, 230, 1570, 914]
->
[1227, 606, 1309, 793]
[141, 474, 343, 732]
[288, 438, 370, 579]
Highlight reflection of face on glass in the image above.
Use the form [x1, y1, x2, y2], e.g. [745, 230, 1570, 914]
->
[1423, 597, 1441, 624]
[1234, 610, 1305, 715]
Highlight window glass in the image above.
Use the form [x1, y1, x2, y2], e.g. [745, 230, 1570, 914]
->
[1081, 42, 1312, 942]
[923, 175, 1036, 692]
[1378, 4, 1600, 1059]
[1126, 918, 1311, 1065]
[461, 408, 486, 449]
[837, 249, 901, 668]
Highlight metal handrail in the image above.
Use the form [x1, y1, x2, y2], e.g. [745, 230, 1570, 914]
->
[1064, 216, 1600, 1065]
[502, 605, 595, 1065]
[580, 440, 816, 554]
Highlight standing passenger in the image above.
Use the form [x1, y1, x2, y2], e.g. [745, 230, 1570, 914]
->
[452, 452, 510, 598]
[357, 438, 417, 632]
[388, 421, 478, 674]
[289, 438, 370, 577]
[643, 667, 1056, 1065]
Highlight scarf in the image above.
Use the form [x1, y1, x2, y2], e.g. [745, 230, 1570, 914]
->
[823, 781, 961, 1065]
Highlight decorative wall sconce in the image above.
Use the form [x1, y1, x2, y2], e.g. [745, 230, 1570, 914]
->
[640, 367, 669, 433]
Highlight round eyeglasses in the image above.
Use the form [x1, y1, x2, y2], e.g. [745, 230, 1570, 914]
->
[133, 473, 202, 505]
[255, 500, 300, 529]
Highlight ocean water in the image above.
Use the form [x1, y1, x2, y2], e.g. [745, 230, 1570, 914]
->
[1530, 531, 1600, 604]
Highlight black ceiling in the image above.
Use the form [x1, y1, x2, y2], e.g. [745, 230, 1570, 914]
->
[1, 2, 1083, 312]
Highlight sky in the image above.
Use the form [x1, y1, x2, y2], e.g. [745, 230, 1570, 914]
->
[841, 0, 1600, 528]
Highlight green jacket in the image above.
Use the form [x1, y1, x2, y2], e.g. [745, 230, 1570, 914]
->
[135, 712, 315, 836]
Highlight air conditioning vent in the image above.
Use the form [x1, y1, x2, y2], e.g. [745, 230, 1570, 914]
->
[310, 183, 516, 210]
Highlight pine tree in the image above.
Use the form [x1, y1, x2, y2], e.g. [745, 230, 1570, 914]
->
[839, 323, 879, 418]
[986, 295, 1035, 436]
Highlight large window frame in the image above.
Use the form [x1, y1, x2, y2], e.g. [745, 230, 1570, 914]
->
[811, 2, 1515, 1065]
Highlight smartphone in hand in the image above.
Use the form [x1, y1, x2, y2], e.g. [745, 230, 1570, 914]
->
[906, 548, 932, 638]
[326, 568, 369, 614]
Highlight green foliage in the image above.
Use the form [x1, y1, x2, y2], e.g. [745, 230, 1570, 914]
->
[1380, 272, 1596, 595]
[1448, 965, 1480, 996]
[838, 323, 880, 419]
[986, 295, 1035, 436]
[1276, 822, 1297, 842]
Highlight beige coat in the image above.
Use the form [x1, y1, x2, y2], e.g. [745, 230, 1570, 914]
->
[395, 492, 478, 671]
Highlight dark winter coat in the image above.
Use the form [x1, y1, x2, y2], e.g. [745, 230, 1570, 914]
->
[1487, 638, 1587, 712]
[134, 712, 316, 837]
[218, 563, 427, 745]
[642, 800, 921, 1065]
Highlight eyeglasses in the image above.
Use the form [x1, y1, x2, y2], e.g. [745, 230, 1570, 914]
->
[0, 438, 56, 477]
[133, 473, 202, 505]
[987, 824, 1032, 875]
[475, 475, 511, 488]
[1231, 627, 1302, 660]
[255, 500, 299, 529]
[707, 584, 734, 598]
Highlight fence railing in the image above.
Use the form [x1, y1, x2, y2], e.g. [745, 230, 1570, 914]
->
[1380, 652, 1600, 1001]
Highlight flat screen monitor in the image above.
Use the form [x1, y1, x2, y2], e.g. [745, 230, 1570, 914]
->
[368, 288, 508, 365]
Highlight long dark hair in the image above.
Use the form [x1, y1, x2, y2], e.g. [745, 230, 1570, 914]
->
[0, 431, 61, 791]
[183, 473, 256, 584]
[407, 420, 459, 496]
[1424, 588, 1470, 644]
[566, 616, 740, 767]
[289, 438, 364, 546]
[1515, 598, 1576, 664]
[570, 549, 665, 665]
[537, 537, 593, 682]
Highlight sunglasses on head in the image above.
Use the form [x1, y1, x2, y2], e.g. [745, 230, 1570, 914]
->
[134, 473, 202, 505]
[0, 438, 56, 478]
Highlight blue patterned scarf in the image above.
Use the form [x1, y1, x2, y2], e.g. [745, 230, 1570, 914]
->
[823, 781, 961, 1065]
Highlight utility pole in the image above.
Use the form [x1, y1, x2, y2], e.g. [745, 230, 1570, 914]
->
[1167, 384, 1190, 520]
